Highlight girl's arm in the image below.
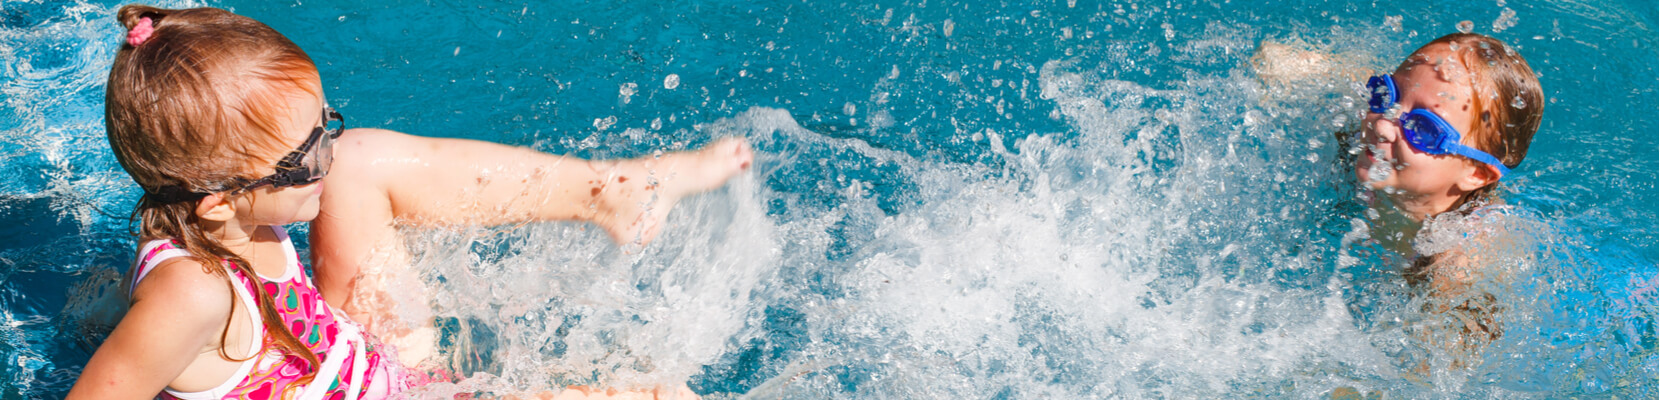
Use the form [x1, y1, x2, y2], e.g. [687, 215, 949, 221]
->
[68, 259, 233, 399]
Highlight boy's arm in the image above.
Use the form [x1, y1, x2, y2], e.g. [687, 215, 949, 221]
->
[68, 259, 231, 399]
[1412, 246, 1505, 366]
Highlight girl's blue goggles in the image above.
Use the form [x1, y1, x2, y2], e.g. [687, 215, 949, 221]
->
[1366, 75, 1511, 178]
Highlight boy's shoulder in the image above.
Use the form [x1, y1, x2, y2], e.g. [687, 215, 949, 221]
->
[1412, 203, 1541, 287]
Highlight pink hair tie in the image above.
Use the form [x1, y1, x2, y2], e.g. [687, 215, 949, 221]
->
[127, 17, 155, 46]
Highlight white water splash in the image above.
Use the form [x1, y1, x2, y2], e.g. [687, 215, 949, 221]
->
[400, 165, 776, 393]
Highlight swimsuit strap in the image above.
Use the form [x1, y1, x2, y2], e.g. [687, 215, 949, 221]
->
[129, 239, 190, 298]
[129, 239, 265, 400]
[130, 228, 384, 399]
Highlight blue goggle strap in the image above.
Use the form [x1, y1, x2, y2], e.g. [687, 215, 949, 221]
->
[1406, 109, 1512, 178]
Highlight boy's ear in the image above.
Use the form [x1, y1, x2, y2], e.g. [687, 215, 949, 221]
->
[194, 193, 237, 222]
[1455, 163, 1501, 192]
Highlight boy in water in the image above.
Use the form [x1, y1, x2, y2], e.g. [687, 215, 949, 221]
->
[1257, 32, 1544, 369]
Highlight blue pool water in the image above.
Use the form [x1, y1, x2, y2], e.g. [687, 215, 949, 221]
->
[2, 0, 1655, 398]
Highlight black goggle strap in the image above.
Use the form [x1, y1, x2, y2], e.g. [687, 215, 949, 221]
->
[145, 184, 211, 204]
[228, 175, 275, 195]
[151, 177, 252, 201]
[325, 107, 344, 137]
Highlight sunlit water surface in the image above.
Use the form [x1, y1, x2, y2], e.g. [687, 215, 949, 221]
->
[1, 0, 1655, 398]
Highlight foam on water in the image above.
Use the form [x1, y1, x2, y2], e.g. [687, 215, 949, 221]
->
[396, 168, 776, 393]
[709, 54, 1384, 396]
[391, 49, 1455, 395]
[380, 32, 1653, 396]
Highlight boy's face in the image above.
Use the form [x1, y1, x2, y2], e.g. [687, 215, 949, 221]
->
[1355, 45, 1491, 212]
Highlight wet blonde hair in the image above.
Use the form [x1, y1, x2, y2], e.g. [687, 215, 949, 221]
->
[106, 4, 323, 386]
[1402, 33, 1543, 206]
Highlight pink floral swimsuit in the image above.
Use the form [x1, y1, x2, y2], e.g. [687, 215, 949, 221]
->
[129, 227, 406, 400]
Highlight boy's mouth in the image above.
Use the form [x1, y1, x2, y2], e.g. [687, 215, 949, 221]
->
[1355, 144, 1394, 185]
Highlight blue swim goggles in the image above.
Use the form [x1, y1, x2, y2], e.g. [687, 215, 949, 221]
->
[1366, 75, 1510, 178]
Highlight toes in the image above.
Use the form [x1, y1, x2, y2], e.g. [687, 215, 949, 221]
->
[721, 138, 754, 171]
[735, 147, 753, 171]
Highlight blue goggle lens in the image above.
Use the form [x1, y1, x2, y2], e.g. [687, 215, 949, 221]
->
[1400, 112, 1448, 153]
[1366, 75, 1396, 114]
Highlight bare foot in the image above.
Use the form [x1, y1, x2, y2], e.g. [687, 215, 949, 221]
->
[594, 137, 753, 245]
[1250, 39, 1378, 95]
[1250, 41, 1336, 86]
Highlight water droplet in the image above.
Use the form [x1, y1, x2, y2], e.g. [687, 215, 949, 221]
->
[1367, 160, 1392, 183]
[843, 102, 858, 116]
[1510, 95, 1526, 109]
[593, 116, 617, 131]
[1456, 20, 1474, 33]
[618, 82, 638, 104]
[942, 19, 955, 37]
[1492, 8, 1518, 33]
[663, 74, 680, 90]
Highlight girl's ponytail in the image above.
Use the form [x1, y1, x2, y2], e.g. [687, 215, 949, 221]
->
[116, 5, 159, 28]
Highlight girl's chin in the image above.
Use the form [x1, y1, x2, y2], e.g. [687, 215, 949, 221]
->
[295, 204, 322, 223]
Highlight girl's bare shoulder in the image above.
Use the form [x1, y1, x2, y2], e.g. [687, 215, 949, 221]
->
[129, 256, 235, 325]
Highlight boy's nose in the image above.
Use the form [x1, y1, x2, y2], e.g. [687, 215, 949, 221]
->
[1366, 116, 1400, 143]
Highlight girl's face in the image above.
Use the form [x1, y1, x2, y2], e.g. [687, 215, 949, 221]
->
[1355, 45, 1490, 211]
[229, 91, 328, 226]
